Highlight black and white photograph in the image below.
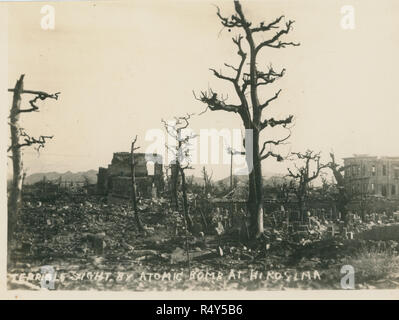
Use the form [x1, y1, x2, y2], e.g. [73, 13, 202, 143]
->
[2, 0, 399, 298]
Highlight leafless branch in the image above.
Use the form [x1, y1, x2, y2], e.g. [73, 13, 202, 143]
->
[195, 89, 242, 114]
[260, 114, 293, 130]
[260, 89, 282, 110]
[216, 5, 247, 29]
[209, 68, 236, 83]
[256, 20, 300, 52]
[260, 151, 284, 162]
[259, 129, 291, 158]
[207, 35, 248, 98]
[9, 128, 53, 152]
[16, 91, 60, 113]
[251, 15, 284, 33]
[131, 135, 140, 152]
[253, 66, 285, 87]
[288, 150, 328, 183]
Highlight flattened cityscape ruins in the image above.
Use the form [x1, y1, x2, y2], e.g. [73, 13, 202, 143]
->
[6, 0, 399, 292]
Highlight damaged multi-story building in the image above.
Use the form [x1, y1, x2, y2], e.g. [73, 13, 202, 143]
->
[97, 152, 164, 200]
[343, 155, 399, 199]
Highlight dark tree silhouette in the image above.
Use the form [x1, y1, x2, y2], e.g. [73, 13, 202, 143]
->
[287, 150, 328, 221]
[162, 114, 196, 231]
[8, 74, 60, 254]
[327, 152, 351, 223]
[195, 0, 298, 238]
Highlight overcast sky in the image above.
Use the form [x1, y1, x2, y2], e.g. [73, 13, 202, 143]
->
[5, 0, 399, 180]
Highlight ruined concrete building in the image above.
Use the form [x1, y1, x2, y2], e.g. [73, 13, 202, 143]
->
[344, 155, 399, 199]
[97, 152, 163, 200]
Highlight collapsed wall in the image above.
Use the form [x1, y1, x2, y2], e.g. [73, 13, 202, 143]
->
[97, 152, 163, 200]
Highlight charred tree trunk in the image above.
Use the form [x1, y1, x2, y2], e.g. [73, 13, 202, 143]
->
[8, 75, 24, 249]
[171, 163, 179, 210]
[130, 138, 144, 233]
[297, 184, 307, 222]
[7, 74, 59, 266]
[246, 14, 264, 239]
[288, 150, 327, 226]
[329, 153, 350, 223]
[247, 130, 264, 238]
[180, 167, 193, 232]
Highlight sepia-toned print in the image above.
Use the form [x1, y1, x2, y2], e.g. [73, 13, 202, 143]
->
[4, 0, 399, 294]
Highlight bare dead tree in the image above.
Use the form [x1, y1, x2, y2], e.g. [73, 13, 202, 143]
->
[195, 0, 298, 239]
[162, 114, 195, 232]
[162, 114, 197, 270]
[7, 74, 60, 251]
[287, 150, 328, 222]
[130, 136, 145, 233]
[327, 152, 351, 223]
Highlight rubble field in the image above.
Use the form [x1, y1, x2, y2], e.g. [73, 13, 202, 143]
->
[7, 196, 399, 291]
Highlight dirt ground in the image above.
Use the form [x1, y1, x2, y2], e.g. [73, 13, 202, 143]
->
[7, 196, 399, 291]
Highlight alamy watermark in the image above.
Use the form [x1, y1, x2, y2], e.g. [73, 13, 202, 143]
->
[40, 5, 55, 30]
[340, 265, 355, 289]
[40, 265, 56, 290]
[340, 5, 356, 30]
[144, 124, 255, 175]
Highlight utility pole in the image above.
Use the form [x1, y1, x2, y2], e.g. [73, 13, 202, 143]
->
[226, 146, 245, 191]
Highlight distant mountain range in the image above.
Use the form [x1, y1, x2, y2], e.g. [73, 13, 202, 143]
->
[21, 170, 287, 186]
[23, 170, 98, 185]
